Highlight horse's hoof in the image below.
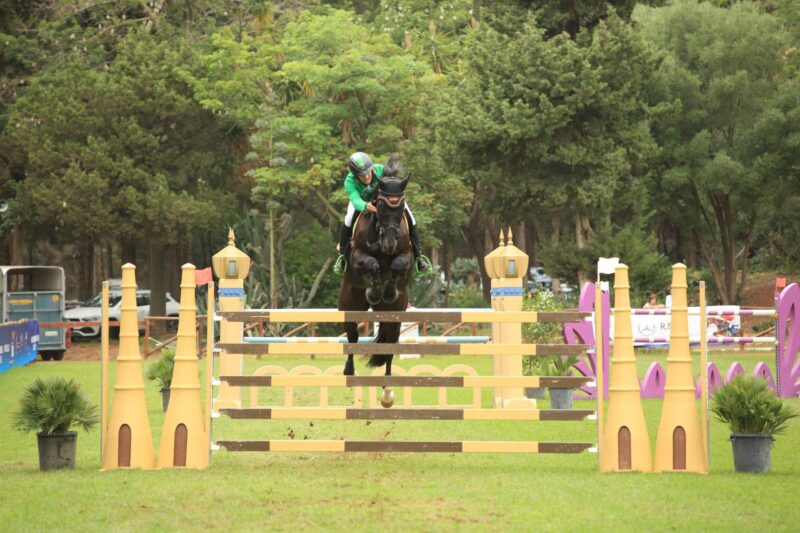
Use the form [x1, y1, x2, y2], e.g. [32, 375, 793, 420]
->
[366, 288, 382, 305]
[380, 387, 395, 408]
[383, 286, 399, 303]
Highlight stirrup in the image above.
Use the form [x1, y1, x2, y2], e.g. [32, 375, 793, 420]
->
[415, 254, 432, 273]
[333, 254, 347, 275]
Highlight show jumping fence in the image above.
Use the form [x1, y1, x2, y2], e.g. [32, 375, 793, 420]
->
[208, 307, 597, 456]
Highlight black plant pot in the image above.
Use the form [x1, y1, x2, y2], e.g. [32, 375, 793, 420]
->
[730, 434, 773, 473]
[549, 388, 573, 410]
[524, 387, 546, 400]
[37, 431, 77, 471]
[161, 387, 171, 412]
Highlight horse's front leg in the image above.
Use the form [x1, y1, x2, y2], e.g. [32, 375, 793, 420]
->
[352, 250, 382, 305]
[383, 253, 412, 303]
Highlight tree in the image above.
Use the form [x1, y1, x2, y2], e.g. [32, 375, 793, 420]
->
[429, 12, 658, 294]
[8, 26, 235, 303]
[636, 0, 789, 303]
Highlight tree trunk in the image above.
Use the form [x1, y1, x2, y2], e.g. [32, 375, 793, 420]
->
[149, 241, 167, 335]
[466, 194, 491, 303]
[121, 240, 137, 265]
[10, 226, 23, 266]
[443, 243, 451, 308]
[269, 207, 278, 308]
[551, 212, 561, 292]
[76, 243, 95, 300]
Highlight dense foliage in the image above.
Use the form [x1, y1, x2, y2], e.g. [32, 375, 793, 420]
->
[711, 375, 798, 435]
[12, 376, 99, 435]
[1, 0, 798, 307]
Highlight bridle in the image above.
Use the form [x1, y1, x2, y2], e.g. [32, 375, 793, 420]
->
[366, 185, 406, 249]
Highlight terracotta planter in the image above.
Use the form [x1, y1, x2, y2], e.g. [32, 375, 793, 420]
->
[730, 434, 773, 473]
[37, 432, 77, 471]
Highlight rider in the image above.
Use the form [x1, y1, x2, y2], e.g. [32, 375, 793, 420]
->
[334, 152, 431, 275]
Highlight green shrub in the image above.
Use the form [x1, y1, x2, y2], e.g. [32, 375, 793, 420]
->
[522, 291, 564, 376]
[538, 354, 581, 377]
[447, 286, 487, 309]
[12, 377, 99, 435]
[146, 348, 175, 389]
[711, 375, 798, 435]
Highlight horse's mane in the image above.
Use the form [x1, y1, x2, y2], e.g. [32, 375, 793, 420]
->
[382, 158, 404, 179]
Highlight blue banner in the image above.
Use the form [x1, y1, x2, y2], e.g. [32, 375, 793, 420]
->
[0, 320, 39, 374]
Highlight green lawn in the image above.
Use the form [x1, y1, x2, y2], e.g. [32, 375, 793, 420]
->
[1, 351, 798, 532]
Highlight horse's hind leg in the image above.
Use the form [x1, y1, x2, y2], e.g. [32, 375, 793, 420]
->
[343, 321, 358, 376]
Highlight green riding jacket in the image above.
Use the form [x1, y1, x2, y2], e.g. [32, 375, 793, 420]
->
[344, 163, 384, 212]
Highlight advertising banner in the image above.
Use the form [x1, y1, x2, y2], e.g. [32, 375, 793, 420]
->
[0, 320, 39, 374]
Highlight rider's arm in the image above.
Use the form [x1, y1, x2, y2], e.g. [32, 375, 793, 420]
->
[344, 173, 368, 212]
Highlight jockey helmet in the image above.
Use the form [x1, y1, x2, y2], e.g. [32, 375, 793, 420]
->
[348, 152, 373, 177]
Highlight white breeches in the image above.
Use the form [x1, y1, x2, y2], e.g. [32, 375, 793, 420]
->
[344, 202, 415, 227]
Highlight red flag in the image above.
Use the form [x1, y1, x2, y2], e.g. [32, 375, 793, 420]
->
[195, 267, 213, 286]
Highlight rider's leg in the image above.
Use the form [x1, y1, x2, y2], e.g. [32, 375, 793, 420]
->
[334, 203, 357, 274]
[404, 205, 431, 273]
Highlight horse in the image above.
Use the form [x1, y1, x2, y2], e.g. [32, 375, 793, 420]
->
[337, 159, 415, 408]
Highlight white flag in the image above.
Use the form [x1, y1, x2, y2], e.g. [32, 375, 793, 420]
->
[597, 257, 620, 275]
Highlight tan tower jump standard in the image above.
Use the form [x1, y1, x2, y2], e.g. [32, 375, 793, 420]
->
[157, 264, 209, 468]
[484, 228, 536, 408]
[654, 264, 708, 473]
[212, 229, 251, 410]
[101, 264, 155, 470]
[600, 264, 652, 472]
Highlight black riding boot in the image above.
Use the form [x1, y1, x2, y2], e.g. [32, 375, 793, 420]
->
[408, 223, 431, 273]
[334, 224, 353, 274]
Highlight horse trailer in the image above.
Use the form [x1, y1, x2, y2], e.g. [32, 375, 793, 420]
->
[0, 266, 67, 360]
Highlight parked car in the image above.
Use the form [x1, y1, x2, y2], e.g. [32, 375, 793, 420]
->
[527, 266, 553, 290]
[65, 290, 180, 338]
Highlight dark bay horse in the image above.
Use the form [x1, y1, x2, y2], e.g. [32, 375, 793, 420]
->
[338, 159, 415, 407]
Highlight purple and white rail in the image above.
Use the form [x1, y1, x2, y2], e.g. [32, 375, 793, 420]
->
[562, 281, 800, 399]
[629, 309, 775, 317]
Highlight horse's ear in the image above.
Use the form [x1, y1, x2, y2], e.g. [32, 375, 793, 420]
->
[378, 177, 388, 188]
[400, 173, 412, 189]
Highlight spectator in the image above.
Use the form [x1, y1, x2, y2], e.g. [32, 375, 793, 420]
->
[643, 292, 665, 309]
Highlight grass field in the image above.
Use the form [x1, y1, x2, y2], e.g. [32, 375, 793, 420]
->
[1, 350, 798, 532]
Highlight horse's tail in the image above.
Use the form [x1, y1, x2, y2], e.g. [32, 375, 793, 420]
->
[366, 354, 391, 368]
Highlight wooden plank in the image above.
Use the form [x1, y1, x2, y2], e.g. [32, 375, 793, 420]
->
[220, 375, 591, 389]
[217, 342, 588, 356]
[219, 310, 590, 324]
[216, 440, 595, 453]
[538, 377, 592, 389]
[537, 442, 594, 453]
[345, 441, 461, 452]
[461, 441, 539, 453]
[218, 440, 271, 452]
[538, 410, 595, 421]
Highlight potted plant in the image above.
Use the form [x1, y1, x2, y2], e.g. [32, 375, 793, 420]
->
[544, 354, 581, 409]
[12, 377, 99, 471]
[522, 290, 563, 400]
[522, 356, 547, 399]
[711, 375, 797, 473]
[146, 348, 175, 411]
